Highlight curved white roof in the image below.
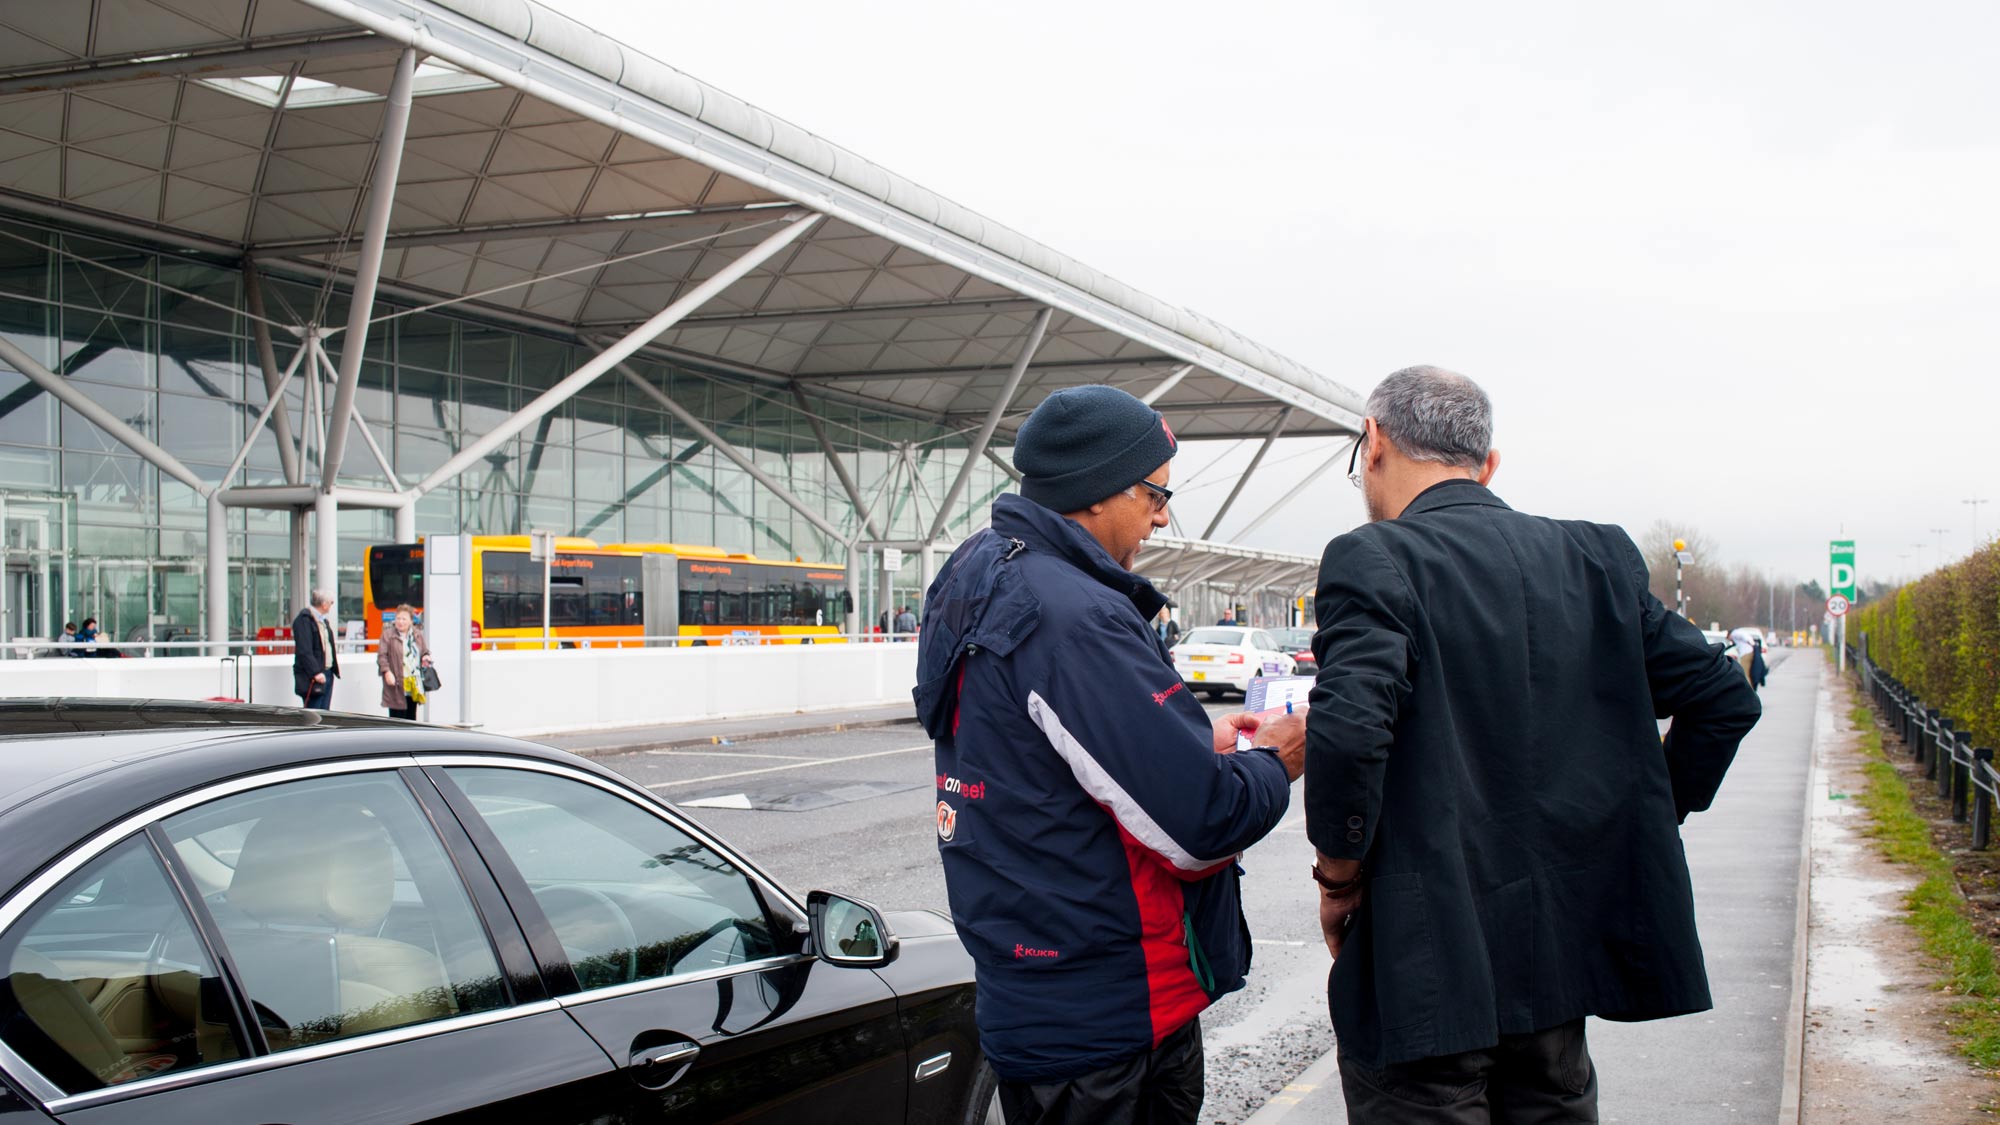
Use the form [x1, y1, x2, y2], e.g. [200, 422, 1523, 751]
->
[0, 0, 1364, 439]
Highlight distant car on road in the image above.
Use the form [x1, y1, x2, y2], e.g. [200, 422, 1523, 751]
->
[1171, 626, 1296, 699]
[0, 700, 994, 1124]
[1270, 627, 1318, 676]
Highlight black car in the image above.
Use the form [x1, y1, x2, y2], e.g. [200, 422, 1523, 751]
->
[0, 700, 995, 1124]
[1271, 627, 1317, 676]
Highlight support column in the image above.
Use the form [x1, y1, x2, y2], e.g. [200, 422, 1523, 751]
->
[793, 382, 882, 541]
[321, 47, 417, 491]
[315, 491, 339, 614]
[0, 335, 209, 493]
[205, 494, 229, 650]
[1202, 407, 1292, 540]
[412, 213, 823, 498]
[929, 307, 1051, 543]
[1139, 363, 1194, 406]
[242, 260, 301, 485]
[1233, 437, 1355, 542]
[845, 541, 864, 635]
[394, 502, 416, 544]
[622, 361, 844, 543]
[289, 508, 311, 611]
[917, 541, 936, 619]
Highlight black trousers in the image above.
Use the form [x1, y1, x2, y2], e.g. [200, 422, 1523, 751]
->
[388, 703, 417, 720]
[1339, 1018, 1597, 1124]
[999, 1017, 1203, 1125]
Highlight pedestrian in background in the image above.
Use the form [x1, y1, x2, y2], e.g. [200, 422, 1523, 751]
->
[378, 604, 432, 720]
[915, 385, 1306, 1125]
[291, 590, 340, 710]
[894, 604, 918, 637]
[55, 622, 79, 656]
[1750, 638, 1769, 691]
[1307, 366, 1761, 1122]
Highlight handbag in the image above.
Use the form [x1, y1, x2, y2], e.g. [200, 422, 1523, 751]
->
[419, 665, 442, 693]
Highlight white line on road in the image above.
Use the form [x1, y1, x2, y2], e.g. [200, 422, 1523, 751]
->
[646, 744, 933, 790]
[644, 750, 818, 761]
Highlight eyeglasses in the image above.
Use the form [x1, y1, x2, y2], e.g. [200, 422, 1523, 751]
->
[1347, 427, 1369, 489]
[1133, 478, 1174, 511]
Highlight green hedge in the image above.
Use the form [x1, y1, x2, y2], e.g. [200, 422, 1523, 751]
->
[1854, 542, 2000, 750]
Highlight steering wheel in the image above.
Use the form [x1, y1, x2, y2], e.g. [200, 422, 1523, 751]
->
[534, 884, 639, 987]
[670, 916, 761, 974]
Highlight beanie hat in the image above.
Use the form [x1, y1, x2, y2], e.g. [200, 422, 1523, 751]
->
[1013, 385, 1178, 514]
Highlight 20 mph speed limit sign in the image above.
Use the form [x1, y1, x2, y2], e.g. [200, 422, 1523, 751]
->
[1826, 594, 1850, 617]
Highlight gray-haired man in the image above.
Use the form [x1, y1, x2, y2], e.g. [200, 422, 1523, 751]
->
[1306, 366, 1760, 1121]
[291, 589, 341, 710]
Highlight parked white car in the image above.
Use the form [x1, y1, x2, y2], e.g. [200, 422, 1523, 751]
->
[1171, 626, 1296, 699]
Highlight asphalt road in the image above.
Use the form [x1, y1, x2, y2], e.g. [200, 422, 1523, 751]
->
[588, 699, 1326, 1125]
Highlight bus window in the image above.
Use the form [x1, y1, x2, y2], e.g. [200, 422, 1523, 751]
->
[368, 546, 424, 610]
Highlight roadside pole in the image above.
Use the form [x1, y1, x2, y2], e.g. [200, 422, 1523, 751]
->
[532, 530, 556, 652]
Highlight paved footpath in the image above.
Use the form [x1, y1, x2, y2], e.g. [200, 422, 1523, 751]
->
[1247, 650, 1820, 1123]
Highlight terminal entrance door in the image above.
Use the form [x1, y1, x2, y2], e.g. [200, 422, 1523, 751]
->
[0, 494, 68, 651]
[241, 559, 289, 637]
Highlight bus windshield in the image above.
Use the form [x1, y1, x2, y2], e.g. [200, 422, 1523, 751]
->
[368, 546, 423, 610]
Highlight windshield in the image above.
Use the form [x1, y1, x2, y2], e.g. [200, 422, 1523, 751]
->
[1182, 628, 1248, 646]
[1273, 628, 1314, 648]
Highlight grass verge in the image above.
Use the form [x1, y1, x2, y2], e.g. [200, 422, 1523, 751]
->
[1849, 700, 2000, 1068]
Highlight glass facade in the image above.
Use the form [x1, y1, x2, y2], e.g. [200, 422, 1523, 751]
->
[0, 215, 1011, 644]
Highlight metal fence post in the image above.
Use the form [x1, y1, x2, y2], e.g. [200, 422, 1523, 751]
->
[1925, 709, 1942, 777]
[1938, 717, 1957, 796]
[1952, 732, 1971, 823]
[1976, 749, 1996, 851]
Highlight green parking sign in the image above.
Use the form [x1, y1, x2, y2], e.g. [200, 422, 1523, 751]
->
[1829, 540, 1856, 600]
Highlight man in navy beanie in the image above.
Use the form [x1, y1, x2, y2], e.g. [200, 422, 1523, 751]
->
[913, 384, 1307, 1124]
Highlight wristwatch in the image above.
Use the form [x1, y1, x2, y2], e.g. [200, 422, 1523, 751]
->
[1310, 864, 1363, 894]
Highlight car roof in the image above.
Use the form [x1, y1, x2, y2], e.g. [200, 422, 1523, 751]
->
[0, 699, 609, 901]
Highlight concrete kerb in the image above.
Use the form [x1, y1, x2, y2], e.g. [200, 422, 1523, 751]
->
[1241, 1044, 1343, 1124]
[1776, 661, 1830, 1123]
[538, 712, 919, 758]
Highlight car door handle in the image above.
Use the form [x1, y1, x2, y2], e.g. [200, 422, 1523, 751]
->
[626, 1039, 702, 1091]
[637, 1042, 701, 1069]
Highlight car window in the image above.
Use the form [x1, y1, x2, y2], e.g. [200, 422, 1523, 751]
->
[0, 836, 245, 1095]
[1181, 628, 1246, 646]
[160, 772, 507, 1055]
[1253, 631, 1277, 651]
[444, 768, 779, 991]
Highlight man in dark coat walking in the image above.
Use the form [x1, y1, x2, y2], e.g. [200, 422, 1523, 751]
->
[1306, 366, 1761, 1121]
[292, 589, 340, 710]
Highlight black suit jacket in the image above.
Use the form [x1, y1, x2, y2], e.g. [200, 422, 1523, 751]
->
[1305, 480, 1760, 1067]
[291, 608, 339, 701]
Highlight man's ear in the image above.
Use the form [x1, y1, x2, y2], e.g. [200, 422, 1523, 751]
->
[1477, 448, 1501, 486]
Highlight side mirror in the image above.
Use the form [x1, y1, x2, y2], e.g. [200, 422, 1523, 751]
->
[806, 890, 899, 968]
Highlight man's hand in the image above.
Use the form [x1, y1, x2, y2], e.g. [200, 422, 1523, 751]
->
[1251, 710, 1307, 781]
[1212, 712, 1258, 754]
[384, 671, 397, 687]
[313, 672, 326, 684]
[1314, 852, 1364, 959]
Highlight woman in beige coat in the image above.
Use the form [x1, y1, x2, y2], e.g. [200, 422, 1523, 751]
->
[378, 604, 432, 720]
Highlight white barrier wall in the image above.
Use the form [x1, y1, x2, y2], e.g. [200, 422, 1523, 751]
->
[0, 643, 922, 738]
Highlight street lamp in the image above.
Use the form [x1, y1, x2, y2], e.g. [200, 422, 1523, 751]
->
[1967, 498, 1991, 545]
[1931, 527, 1950, 568]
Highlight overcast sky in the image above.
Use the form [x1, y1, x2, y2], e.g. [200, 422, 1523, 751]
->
[562, 0, 1998, 587]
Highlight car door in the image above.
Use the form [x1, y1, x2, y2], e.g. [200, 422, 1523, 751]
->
[0, 764, 623, 1125]
[427, 761, 910, 1123]
[1252, 631, 1288, 674]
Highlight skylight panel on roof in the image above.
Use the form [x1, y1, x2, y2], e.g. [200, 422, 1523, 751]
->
[196, 56, 499, 109]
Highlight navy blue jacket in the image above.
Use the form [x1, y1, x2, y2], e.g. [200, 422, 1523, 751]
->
[914, 494, 1292, 1082]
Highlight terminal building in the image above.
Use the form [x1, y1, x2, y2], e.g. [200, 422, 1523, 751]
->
[0, 0, 1362, 648]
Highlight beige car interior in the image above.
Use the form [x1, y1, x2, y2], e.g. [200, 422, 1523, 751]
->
[216, 801, 460, 1049]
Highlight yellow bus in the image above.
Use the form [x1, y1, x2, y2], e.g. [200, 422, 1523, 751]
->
[363, 537, 848, 648]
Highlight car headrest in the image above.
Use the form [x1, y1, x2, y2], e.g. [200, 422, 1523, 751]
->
[227, 802, 394, 931]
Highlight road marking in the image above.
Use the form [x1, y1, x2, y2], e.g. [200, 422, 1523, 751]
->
[646, 744, 933, 790]
[1253, 938, 1311, 947]
[644, 750, 817, 761]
